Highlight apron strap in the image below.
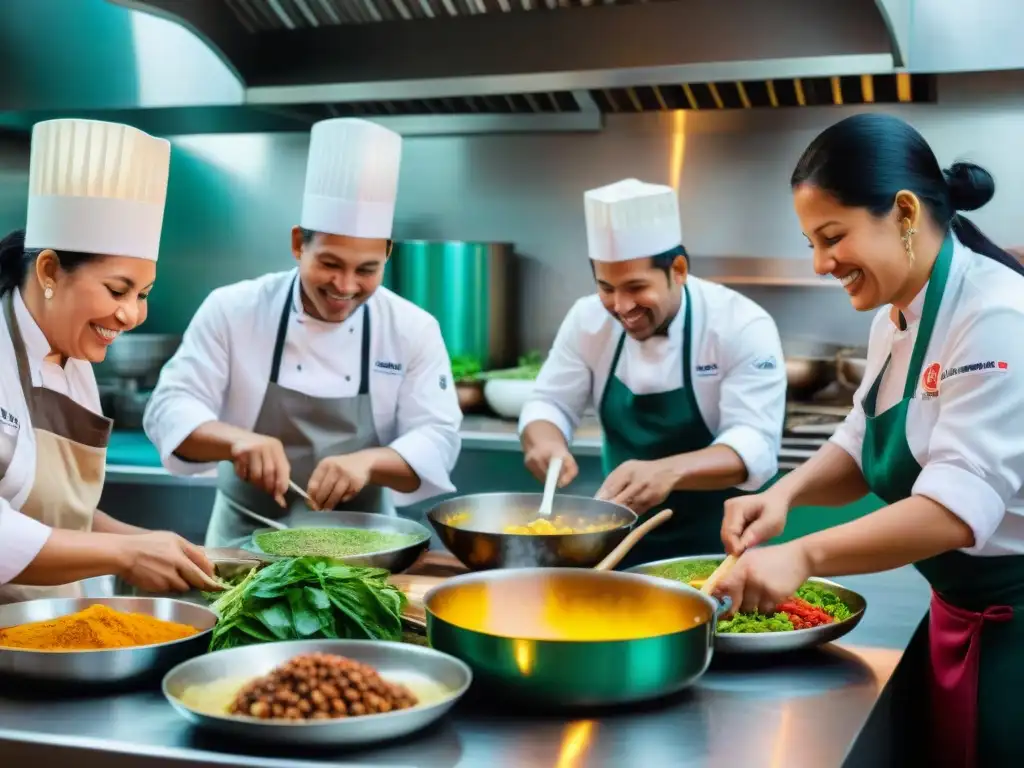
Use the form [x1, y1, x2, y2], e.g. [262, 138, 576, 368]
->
[359, 304, 371, 396]
[269, 274, 373, 395]
[680, 284, 694, 391]
[902, 234, 955, 399]
[2, 291, 37, 399]
[269, 275, 296, 384]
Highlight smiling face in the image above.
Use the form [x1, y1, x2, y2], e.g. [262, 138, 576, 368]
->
[793, 183, 923, 312]
[291, 228, 389, 323]
[593, 255, 686, 340]
[34, 250, 155, 363]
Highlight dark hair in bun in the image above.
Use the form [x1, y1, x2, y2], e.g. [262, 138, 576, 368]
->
[791, 113, 1024, 276]
[944, 161, 995, 212]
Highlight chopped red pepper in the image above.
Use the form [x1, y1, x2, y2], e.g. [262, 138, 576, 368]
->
[776, 597, 834, 629]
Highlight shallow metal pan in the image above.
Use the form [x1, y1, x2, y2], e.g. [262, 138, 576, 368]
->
[627, 554, 866, 654]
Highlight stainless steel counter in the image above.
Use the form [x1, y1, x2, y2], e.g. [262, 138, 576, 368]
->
[0, 568, 930, 768]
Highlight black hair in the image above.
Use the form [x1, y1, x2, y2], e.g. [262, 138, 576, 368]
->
[590, 244, 689, 279]
[298, 228, 393, 254]
[0, 229, 103, 297]
[791, 113, 1024, 276]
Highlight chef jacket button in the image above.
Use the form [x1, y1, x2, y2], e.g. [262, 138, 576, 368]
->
[345, 375, 351, 382]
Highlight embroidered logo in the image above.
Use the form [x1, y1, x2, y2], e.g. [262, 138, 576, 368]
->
[0, 407, 19, 434]
[439, 374, 448, 390]
[921, 362, 941, 398]
[940, 360, 1009, 382]
[751, 355, 778, 371]
[695, 363, 719, 377]
[374, 360, 403, 375]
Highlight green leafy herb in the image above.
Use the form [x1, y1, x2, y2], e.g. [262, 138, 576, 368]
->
[208, 557, 406, 652]
[450, 355, 483, 383]
[254, 528, 424, 560]
[478, 352, 544, 382]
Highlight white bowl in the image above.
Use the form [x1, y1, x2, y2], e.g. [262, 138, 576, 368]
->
[483, 379, 536, 420]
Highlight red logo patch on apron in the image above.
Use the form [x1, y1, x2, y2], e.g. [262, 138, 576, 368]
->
[922, 362, 941, 395]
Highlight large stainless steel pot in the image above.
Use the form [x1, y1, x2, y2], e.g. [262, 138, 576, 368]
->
[426, 492, 636, 571]
[425, 568, 728, 707]
[390, 240, 518, 370]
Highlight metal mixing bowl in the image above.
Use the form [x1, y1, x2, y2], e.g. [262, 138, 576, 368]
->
[425, 568, 727, 707]
[426, 492, 637, 570]
[0, 597, 216, 684]
[163, 639, 472, 746]
[244, 510, 431, 573]
[627, 554, 867, 654]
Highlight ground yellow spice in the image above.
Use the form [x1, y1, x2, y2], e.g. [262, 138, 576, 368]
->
[0, 604, 200, 651]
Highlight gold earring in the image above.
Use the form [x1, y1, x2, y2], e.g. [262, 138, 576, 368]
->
[43, 285, 54, 300]
[902, 219, 917, 266]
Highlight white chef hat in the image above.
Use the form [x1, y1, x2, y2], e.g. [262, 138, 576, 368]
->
[300, 118, 402, 240]
[25, 119, 171, 261]
[584, 178, 682, 263]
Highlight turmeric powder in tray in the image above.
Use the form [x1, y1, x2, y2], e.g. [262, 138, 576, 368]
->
[0, 604, 200, 651]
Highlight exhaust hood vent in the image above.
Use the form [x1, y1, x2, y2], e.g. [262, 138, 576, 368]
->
[111, 0, 905, 115]
[254, 73, 934, 122]
[222, 0, 665, 31]
[592, 73, 935, 112]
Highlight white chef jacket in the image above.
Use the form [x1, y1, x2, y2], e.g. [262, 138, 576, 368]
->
[830, 236, 1024, 556]
[0, 289, 104, 584]
[518, 276, 787, 491]
[143, 270, 463, 506]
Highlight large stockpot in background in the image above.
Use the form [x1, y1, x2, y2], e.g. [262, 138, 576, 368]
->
[389, 241, 518, 370]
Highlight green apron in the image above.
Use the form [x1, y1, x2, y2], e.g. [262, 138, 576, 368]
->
[599, 285, 746, 570]
[860, 234, 1024, 767]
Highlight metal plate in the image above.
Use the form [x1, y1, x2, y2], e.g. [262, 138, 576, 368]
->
[162, 639, 472, 746]
[627, 555, 867, 654]
[426, 492, 636, 570]
[0, 597, 216, 684]
[243, 510, 431, 573]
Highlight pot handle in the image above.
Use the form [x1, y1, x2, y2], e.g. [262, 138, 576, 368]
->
[708, 596, 732, 650]
[714, 596, 733, 619]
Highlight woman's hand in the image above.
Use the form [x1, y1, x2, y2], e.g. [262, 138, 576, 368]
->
[721, 489, 792, 555]
[715, 542, 813, 617]
[115, 532, 221, 593]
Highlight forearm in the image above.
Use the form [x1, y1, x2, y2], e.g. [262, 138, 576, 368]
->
[801, 495, 975, 578]
[13, 530, 126, 586]
[520, 420, 570, 454]
[92, 509, 148, 536]
[363, 448, 421, 493]
[772, 443, 869, 507]
[664, 445, 748, 491]
[175, 421, 252, 463]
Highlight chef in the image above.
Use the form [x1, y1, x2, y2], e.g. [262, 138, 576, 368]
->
[0, 118, 219, 601]
[718, 113, 1024, 766]
[144, 118, 463, 549]
[518, 178, 787, 567]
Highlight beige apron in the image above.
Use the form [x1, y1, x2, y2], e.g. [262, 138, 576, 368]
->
[0, 292, 112, 605]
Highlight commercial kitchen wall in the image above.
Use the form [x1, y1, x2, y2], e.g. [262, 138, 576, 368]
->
[2, 72, 1024, 352]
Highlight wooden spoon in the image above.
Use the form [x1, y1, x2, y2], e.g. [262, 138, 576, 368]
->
[699, 554, 737, 596]
[594, 509, 674, 571]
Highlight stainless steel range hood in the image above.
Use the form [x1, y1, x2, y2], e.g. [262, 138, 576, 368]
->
[98, 0, 933, 134]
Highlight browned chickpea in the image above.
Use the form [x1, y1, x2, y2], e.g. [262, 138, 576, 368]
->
[249, 701, 270, 718]
[349, 702, 366, 716]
